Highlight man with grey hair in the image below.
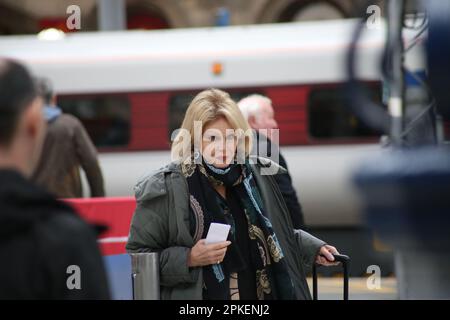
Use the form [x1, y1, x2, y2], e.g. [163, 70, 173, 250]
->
[238, 94, 305, 229]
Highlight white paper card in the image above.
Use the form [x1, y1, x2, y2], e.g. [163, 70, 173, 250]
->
[205, 223, 231, 244]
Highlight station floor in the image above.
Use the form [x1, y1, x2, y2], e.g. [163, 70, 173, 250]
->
[306, 277, 397, 300]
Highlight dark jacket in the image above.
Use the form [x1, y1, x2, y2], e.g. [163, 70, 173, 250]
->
[126, 158, 325, 300]
[32, 113, 104, 198]
[0, 170, 110, 299]
[253, 132, 305, 229]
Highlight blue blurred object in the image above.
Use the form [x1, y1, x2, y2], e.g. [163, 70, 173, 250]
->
[404, 70, 426, 87]
[103, 254, 133, 300]
[382, 70, 427, 104]
[353, 147, 450, 250]
[353, 147, 450, 298]
[215, 7, 230, 26]
[425, 0, 450, 119]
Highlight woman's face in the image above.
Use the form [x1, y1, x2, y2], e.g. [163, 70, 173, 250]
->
[201, 117, 237, 168]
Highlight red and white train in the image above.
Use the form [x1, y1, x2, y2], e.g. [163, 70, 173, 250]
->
[0, 19, 425, 228]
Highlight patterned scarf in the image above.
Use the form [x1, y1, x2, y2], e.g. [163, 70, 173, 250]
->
[181, 158, 295, 300]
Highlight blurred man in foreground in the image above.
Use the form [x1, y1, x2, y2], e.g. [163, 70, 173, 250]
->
[0, 59, 109, 299]
[238, 94, 305, 229]
[32, 78, 105, 198]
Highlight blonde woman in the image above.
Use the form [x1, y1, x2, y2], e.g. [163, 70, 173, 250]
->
[126, 88, 339, 300]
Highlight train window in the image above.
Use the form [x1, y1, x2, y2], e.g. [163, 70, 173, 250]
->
[168, 91, 264, 139]
[168, 93, 196, 139]
[308, 85, 383, 139]
[58, 95, 131, 148]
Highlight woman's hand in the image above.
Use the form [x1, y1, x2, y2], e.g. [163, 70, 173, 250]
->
[315, 245, 340, 266]
[187, 240, 231, 267]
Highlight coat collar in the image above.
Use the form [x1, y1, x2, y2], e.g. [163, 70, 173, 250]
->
[133, 157, 286, 203]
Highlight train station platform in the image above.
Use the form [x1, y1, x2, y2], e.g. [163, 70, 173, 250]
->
[306, 277, 397, 300]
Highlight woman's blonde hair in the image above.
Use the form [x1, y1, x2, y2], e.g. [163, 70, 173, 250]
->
[171, 88, 252, 163]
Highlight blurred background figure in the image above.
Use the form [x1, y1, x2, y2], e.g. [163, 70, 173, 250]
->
[32, 78, 105, 198]
[215, 7, 231, 27]
[0, 59, 109, 299]
[238, 94, 305, 229]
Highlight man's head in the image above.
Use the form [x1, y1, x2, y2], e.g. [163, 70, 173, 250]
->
[237, 94, 278, 131]
[0, 59, 46, 177]
[36, 77, 56, 106]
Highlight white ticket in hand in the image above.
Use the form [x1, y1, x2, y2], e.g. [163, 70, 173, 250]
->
[205, 223, 231, 244]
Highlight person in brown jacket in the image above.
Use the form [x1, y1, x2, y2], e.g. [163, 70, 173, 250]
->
[32, 78, 105, 198]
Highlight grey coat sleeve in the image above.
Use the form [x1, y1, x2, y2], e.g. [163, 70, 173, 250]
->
[294, 229, 326, 273]
[126, 201, 200, 287]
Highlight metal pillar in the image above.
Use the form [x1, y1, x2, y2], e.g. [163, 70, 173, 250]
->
[131, 253, 160, 300]
[97, 0, 126, 31]
[387, 0, 406, 146]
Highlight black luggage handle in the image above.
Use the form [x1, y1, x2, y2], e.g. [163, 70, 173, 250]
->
[312, 254, 350, 300]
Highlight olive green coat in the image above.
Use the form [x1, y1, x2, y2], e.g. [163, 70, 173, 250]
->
[126, 158, 326, 300]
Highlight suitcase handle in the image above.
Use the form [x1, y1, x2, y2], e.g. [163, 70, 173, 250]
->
[330, 254, 350, 263]
[312, 254, 350, 300]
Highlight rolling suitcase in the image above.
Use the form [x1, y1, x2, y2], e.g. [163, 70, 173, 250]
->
[312, 254, 350, 300]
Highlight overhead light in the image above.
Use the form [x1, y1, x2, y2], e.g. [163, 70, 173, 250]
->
[37, 28, 66, 41]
